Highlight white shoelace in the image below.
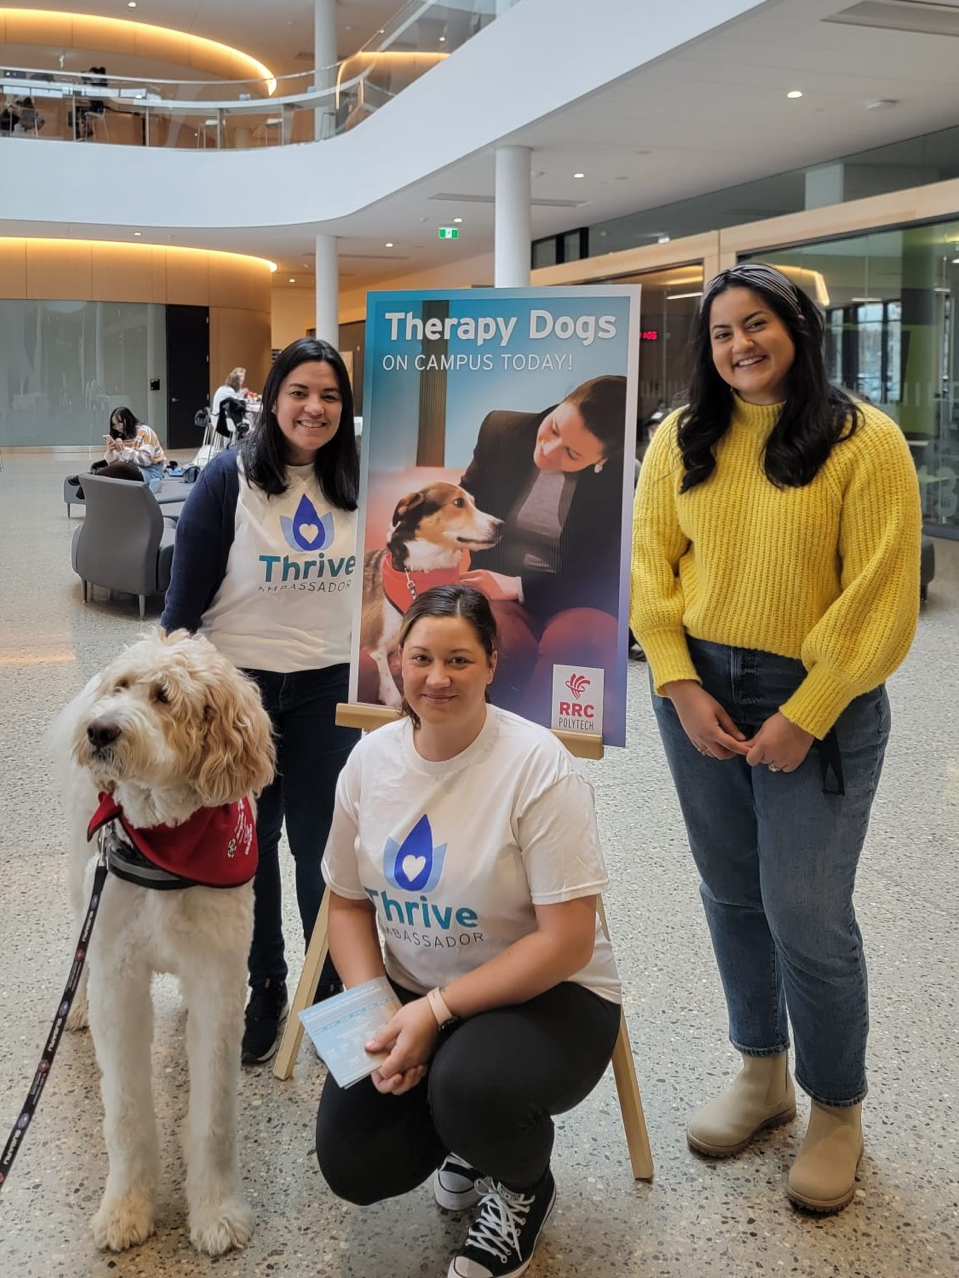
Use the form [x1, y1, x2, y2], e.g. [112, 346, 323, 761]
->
[464, 1184, 533, 1263]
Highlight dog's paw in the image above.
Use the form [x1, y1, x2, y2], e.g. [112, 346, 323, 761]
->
[189, 1197, 253, 1255]
[66, 989, 89, 1031]
[91, 1193, 156, 1251]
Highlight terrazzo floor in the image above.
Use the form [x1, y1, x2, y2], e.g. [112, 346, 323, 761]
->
[0, 452, 957, 1278]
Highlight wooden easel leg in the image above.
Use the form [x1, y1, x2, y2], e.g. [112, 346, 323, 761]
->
[273, 892, 330, 1081]
[611, 1007, 654, 1180]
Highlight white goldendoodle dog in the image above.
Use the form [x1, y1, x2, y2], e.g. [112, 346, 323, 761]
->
[54, 629, 274, 1255]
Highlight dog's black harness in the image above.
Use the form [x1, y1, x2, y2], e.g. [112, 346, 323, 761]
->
[99, 819, 199, 890]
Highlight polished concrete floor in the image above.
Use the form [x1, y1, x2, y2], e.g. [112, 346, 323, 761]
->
[0, 452, 957, 1277]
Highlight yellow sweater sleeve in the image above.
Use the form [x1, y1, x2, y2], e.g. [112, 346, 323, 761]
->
[630, 412, 700, 689]
[781, 413, 922, 737]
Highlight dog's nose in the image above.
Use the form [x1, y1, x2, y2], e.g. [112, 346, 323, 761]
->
[87, 719, 121, 750]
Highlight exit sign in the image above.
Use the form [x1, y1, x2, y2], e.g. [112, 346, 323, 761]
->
[438, 226, 459, 240]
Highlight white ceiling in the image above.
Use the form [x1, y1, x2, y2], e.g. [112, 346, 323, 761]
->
[8, 0, 959, 288]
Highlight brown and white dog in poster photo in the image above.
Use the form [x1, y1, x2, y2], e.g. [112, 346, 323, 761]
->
[361, 482, 501, 708]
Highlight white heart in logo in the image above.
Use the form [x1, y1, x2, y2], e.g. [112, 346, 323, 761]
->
[298, 522, 319, 542]
[402, 854, 427, 882]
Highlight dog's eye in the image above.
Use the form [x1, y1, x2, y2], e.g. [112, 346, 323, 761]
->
[452, 497, 465, 507]
[114, 678, 130, 691]
[152, 684, 170, 704]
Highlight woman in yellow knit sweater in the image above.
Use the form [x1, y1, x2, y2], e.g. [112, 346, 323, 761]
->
[632, 263, 921, 1214]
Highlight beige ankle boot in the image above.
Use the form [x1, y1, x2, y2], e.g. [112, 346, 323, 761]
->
[787, 1101, 863, 1212]
[687, 1052, 796, 1157]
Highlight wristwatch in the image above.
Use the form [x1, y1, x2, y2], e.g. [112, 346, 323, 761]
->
[426, 986, 460, 1031]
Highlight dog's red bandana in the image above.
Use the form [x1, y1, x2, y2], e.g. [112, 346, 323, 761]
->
[381, 552, 470, 614]
[87, 793, 257, 889]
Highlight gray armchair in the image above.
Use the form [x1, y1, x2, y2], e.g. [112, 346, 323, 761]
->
[71, 474, 176, 619]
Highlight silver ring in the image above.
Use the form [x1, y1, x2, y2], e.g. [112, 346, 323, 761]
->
[768, 764, 781, 772]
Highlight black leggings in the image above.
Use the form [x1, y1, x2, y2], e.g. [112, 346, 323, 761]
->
[315, 981, 621, 1203]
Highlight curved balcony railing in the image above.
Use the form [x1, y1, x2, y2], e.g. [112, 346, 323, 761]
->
[0, 0, 498, 149]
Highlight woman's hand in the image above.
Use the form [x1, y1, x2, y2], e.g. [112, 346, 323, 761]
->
[461, 569, 521, 602]
[104, 437, 123, 456]
[663, 680, 749, 759]
[365, 998, 438, 1096]
[745, 712, 814, 773]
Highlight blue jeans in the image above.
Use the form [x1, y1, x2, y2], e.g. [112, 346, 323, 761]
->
[140, 462, 165, 484]
[246, 664, 359, 989]
[653, 638, 890, 1106]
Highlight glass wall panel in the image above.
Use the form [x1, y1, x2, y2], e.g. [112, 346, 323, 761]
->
[595, 264, 704, 448]
[0, 300, 164, 448]
[743, 222, 959, 533]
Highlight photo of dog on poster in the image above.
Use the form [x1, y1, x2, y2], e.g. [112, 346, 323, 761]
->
[352, 289, 641, 746]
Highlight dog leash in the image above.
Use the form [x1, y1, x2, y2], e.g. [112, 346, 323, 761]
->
[0, 832, 110, 1192]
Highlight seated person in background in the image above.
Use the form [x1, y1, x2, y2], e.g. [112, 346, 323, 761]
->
[104, 406, 167, 483]
[0, 99, 19, 135]
[316, 582, 621, 1278]
[14, 97, 44, 134]
[97, 460, 144, 482]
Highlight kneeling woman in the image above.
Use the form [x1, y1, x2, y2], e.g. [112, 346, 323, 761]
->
[316, 583, 621, 1278]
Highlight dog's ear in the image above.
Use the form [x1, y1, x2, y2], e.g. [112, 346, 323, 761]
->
[391, 490, 425, 525]
[193, 667, 276, 807]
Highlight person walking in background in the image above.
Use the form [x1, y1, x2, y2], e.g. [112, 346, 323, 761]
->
[316, 583, 620, 1278]
[632, 262, 921, 1212]
[104, 406, 166, 484]
[211, 367, 252, 453]
[161, 337, 360, 1065]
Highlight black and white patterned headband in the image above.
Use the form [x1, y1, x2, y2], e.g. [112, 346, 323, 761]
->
[701, 263, 803, 317]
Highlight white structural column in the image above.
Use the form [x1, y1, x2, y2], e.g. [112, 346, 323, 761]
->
[315, 233, 339, 344]
[494, 145, 532, 287]
[314, 0, 338, 141]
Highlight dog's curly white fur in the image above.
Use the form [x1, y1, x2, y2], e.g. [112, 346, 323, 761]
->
[52, 629, 274, 1256]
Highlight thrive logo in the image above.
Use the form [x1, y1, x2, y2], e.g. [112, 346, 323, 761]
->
[383, 814, 447, 892]
[279, 494, 334, 552]
[565, 672, 590, 701]
[365, 814, 479, 937]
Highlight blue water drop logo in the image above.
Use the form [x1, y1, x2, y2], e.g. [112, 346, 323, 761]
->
[279, 494, 334, 551]
[383, 814, 447, 892]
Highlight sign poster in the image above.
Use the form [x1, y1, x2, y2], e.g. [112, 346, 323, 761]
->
[349, 286, 641, 747]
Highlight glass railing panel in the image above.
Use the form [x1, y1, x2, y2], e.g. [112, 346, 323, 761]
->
[0, 0, 508, 147]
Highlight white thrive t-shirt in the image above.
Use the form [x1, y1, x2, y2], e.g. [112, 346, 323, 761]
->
[322, 705, 621, 1003]
[200, 460, 358, 672]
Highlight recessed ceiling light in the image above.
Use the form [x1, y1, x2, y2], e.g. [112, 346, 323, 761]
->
[439, 35, 446, 42]
[453, 217, 463, 223]
[133, 231, 141, 236]
[657, 234, 671, 243]
[952, 257, 959, 265]
[573, 172, 585, 179]
[385, 242, 394, 248]
[289, 277, 296, 283]
[787, 89, 803, 99]
[127, 1, 137, 8]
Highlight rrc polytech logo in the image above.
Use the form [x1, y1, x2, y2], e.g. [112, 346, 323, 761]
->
[550, 664, 605, 737]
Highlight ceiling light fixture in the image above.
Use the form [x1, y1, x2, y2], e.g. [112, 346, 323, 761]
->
[666, 291, 703, 300]
[952, 257, 959, 265]
[133, 230, 142, 236]
[453, 217, 463, 224]
[787, 89, 803, 99]
[573, 172, 585, 179]
[128, 1, 137, 8]
[289, 277, 296, 283]
[385, 242, 394, 248]
[657, 234, 671, 243]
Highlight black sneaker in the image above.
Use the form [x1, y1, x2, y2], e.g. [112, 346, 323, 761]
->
[448, 1168, 555, 1278]
[434, 1153, 484, 1211]
[241, 978, 288, 1065]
